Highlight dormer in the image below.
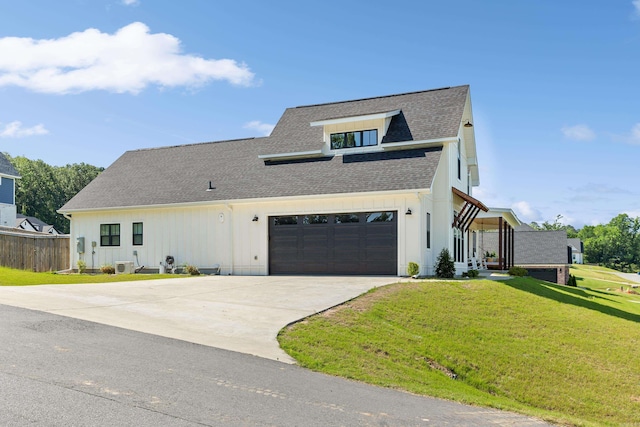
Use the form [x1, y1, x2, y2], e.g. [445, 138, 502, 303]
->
[310, 110, 401, 155]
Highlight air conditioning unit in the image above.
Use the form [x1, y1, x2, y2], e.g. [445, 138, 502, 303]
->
[115, 261, 135, 274]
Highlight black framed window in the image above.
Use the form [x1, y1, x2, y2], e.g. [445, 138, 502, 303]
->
[330, 129, 377, 149]
[426, 212, 431, 249]
[457, 141, 461, 180]
[303, 215, 328, 225]
[365, 212, 394, 222]
[274, 216, 298, 225]
[334, 213, 360, 224]
[453, 227, 464, 263]
[133, 222, 143, 246]
[100, 223, 120, 247]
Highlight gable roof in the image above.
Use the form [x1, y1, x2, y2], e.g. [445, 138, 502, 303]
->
[16, 214, 53, 232]
[0, 153, 20, 178]
[60, 139, 442, 211]
[261, 85, 469, 155]
[60, 85, 471, 212]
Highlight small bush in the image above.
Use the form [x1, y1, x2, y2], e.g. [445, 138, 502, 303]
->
[467, 269, 479, 278]
[100, 264, 115, 275]
[184, 264, 200, 276]
[508, 266, 528, 277]
[77, 260, 86, 274]
[407, 262, 420, 277]
[567, 274, 577, 287]
[435, 248, 455, 278]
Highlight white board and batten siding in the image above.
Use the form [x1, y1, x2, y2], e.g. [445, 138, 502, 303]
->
[70, 191, 432, 276]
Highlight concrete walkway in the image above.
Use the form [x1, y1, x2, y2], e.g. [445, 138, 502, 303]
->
[0, 275, 396, 363]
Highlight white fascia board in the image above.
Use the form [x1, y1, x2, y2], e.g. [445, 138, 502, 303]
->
[0, 173, 20, 180]
[310, 110, 401, 127]
[381, 137, 456, 151]
[257, 149, 326, 161]
[481, 207, 523, 226]
[58, 188, 433, 214]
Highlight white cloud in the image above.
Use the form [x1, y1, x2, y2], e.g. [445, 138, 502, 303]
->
[122, 0, 140, 5]
[511, 201, 542, 223]
[0, 22, 256, 94]
[561, 124, 596, 141]
[634, 0, 640, 16]
[629, 123, 640, 144]
[244, 120, 275, 136]
[0, 121, 49, 138]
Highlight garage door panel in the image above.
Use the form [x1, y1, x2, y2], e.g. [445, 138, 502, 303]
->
[269, 211, 397, 275]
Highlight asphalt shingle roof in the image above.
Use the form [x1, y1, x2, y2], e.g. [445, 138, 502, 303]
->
[0, 153, 20, 177]
[61, 85, 468, 211]
[261, 85, 468, 155]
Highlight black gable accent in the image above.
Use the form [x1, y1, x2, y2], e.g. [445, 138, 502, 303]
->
[381, 111, 413, 143]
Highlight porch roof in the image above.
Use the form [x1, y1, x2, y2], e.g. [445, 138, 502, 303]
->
[471, 207, 522, 230]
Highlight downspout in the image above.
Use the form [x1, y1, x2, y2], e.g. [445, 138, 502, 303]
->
[225, 204, 234, 275]
[62, 212, 73, 270]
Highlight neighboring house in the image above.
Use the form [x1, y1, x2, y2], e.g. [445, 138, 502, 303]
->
[480, 223, 570, 284]
[0, 152, 20, 228]
[567, 238, 584, 264]
[15, 214, 61, 235]
[15, 216, 38, 232]
[59, 85, 520, 276]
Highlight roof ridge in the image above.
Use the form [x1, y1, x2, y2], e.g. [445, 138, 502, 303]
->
[294, 85, 467, 109]
[127, 137, 263, 153]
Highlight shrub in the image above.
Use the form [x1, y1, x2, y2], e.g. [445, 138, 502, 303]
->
[184, 264, 200, 276]
[407, 262, 420, 277]
[567, 274, 577, 287]
[435, 248, 455, 278]
[100, 264, 115, 275]
[467, 269, 479, 278]
[77, 260, 86, 274]
[508, 266, 528, 277]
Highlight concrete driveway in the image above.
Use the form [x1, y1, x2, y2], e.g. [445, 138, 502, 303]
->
[0, 275, 396, 363]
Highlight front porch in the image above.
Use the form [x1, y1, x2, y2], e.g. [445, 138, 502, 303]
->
[469, 208, 522, 272]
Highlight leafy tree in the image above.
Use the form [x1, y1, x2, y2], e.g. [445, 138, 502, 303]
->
[435, 248, 455, 278]
[530, 214, 578, 237]
[578, 214, 640, 272]
[6, 154, 103, 234]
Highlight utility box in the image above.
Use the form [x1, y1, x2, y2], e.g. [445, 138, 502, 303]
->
[76, 237, 85, 254]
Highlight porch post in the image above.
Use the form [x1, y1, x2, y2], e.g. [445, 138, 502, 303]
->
[498, 217, 503, 269]
[509, 224, 515, 268]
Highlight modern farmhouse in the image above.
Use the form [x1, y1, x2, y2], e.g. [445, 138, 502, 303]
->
[59, 85, 520, 276]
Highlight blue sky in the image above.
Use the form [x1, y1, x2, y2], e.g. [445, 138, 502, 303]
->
[1, 1, 638, 228]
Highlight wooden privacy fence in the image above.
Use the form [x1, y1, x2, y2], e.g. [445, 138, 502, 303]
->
[0, 228, 70, 272]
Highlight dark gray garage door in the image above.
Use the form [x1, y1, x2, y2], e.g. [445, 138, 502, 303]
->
[269, 211, 397, 275]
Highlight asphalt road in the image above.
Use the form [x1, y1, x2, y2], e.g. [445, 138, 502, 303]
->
[0, 304, 553, 426]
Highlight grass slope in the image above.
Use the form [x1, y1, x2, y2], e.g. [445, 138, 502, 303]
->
[0, 266, 181, 286]
[279, 271, 640, 426]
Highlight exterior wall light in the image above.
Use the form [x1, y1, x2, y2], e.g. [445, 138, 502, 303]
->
[464, 121, 473, 127]
[405, 208, 412, 215]
[252, 215, 259, 222]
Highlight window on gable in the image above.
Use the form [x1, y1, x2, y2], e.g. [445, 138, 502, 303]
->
[100, 223, 120, 247]
[133, 222, 143, 246]
[330, 130, 377, 150]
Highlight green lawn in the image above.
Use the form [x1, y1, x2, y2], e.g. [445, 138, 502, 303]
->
[0, 266, 181, 286]
[278, 268, 640, 426]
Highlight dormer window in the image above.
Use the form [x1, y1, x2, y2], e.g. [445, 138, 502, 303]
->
[330, 129, 378, 150]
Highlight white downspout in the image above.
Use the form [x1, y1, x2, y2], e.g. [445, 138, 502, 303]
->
[62, 212, 73, 270]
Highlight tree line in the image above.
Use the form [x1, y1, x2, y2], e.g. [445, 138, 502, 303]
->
[530, 214, 640, 272]
[6, 154, 103, 234]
